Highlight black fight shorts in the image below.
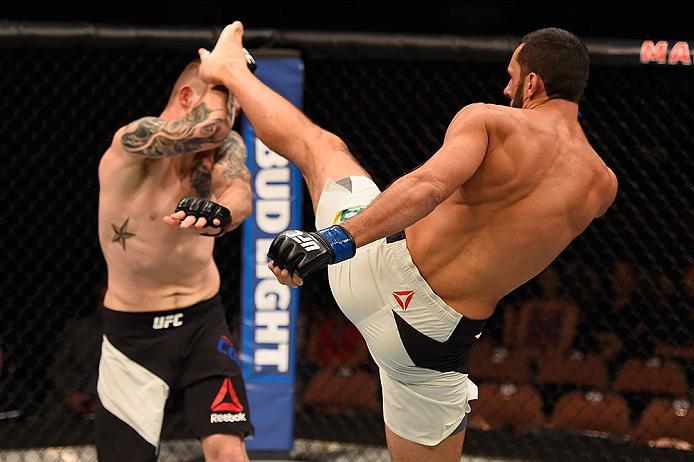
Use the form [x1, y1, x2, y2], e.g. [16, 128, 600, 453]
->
[95, 294, 253, 462]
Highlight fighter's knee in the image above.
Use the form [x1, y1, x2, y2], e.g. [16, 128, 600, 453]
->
[209, 448, 246, 462]
[303, 127, 348, 162]
[202, 434, 247, 462]
[206, 446, 247, 462]
[322, 130, 351, 158]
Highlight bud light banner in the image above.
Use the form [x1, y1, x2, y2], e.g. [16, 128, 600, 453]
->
[240, 55, 303, 452]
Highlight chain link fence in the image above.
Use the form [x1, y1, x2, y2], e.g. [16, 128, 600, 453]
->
[0, 30, 692, 462]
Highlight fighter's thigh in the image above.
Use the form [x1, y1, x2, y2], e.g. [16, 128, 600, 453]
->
[95, 399, 160, 462]
[96, 335, 171, 462]
[201, 433, 249, 462]
[385, 424, 466, 462]
[302, 135, 370, 213]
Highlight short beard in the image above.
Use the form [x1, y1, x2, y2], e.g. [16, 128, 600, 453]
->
[511, 74, 525, 108]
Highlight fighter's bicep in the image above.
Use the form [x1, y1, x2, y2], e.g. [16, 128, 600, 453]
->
[119, 103, 231, 158]
[419, 105, 490, 195]
[118, 116, 169, 157]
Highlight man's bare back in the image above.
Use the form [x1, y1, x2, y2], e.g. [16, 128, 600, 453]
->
[407, 103, 617, 319]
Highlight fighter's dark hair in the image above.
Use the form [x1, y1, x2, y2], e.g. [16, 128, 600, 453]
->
[518, 28, 589, 103]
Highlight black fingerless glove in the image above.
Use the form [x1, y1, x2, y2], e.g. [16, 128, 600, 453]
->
[175, 197, 231, 237]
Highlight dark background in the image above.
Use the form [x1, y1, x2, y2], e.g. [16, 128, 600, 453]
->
[2, 1, 694, 39]
[0, 3, 691, 460]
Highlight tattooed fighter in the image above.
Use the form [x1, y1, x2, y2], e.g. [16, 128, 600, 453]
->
[96, 59, 253, 462]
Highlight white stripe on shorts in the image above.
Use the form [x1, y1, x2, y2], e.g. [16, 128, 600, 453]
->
[97, 335, 170, 448]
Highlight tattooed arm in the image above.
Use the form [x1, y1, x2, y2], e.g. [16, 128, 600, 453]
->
[210, 130, 252, 231]
[116, 89, 231, 158]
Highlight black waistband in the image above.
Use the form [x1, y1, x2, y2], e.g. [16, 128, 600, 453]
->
[101, 294, 223, 335]
[386, 230, 406, 243]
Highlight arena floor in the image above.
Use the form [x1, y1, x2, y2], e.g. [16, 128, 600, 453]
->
[0, 439, 525, 462]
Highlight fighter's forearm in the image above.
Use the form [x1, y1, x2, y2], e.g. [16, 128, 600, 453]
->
[340, 173, 446, 247]
[211, 130, 252, 231]
[216, 184, 252, 231]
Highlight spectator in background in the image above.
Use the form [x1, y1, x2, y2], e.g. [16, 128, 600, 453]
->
[678, 264, 694, 342]
[301, 308, 380, 414]
[563, 263, 606, 352]
[599, 259, 652, 361]
[647, 269, 677, 339]
[653, 264, 694, 361]
[612, 260, 641, 312]
[513, 266, 579, 363]
[0, 339, 21, 420]
[48, 285, 104, 418]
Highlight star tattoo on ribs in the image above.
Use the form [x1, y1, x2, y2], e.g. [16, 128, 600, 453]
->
[112, 218, 136, 251]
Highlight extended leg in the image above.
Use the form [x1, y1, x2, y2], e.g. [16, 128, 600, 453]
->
[200, 21, 369, 210]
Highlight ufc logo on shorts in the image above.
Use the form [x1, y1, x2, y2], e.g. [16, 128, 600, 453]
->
[152, 313, 183, 329]
[286, 230, 320, 252]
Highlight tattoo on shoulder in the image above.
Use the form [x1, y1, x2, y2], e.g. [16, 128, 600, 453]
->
[214, 130, 251, 182]
[111, 217, 136, 251]
[120, 102, 229, 158]
[191, 161, 212, 199]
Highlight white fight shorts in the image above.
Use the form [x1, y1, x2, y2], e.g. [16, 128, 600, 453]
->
[315, 176, 486, 446]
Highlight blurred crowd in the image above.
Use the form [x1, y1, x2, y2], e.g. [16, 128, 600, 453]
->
[294, 260, 693, 449]
[1, 260, 691, 449]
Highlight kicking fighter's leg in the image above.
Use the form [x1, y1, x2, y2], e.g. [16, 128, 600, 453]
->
[199, 21, 369, 212]
[385, 424, 466, 462]
[294, 128, 371, 211]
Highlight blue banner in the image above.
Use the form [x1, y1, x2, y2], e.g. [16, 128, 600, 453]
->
[240, 56, 303, 452]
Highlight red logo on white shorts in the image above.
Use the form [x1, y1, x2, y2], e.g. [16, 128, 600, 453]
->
[210, 378, 244, 412]
[392, 291, 414, 310]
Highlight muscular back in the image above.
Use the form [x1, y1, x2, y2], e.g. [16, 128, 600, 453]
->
[407, 104, 617, 318]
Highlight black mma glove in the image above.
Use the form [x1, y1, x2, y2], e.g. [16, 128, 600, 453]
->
[174, 197, 231, 237]
[267, 226, 356, 280]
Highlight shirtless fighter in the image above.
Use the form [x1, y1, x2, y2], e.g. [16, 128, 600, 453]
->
[198, 23, 618, 462]
[97, 56, 255, 462]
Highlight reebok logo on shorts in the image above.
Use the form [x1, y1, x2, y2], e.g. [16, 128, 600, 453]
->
[392, 290, 415, 310]
[210, 378, 246, 423]
[210, 412, 247, 423]
[210, 378, 244, 412]
[152, 313, 183, 329]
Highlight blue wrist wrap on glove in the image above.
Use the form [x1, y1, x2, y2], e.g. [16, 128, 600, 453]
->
[317, 225, 356, 263]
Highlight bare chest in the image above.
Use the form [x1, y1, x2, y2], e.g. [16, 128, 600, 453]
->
[99, 154, 218, 249]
